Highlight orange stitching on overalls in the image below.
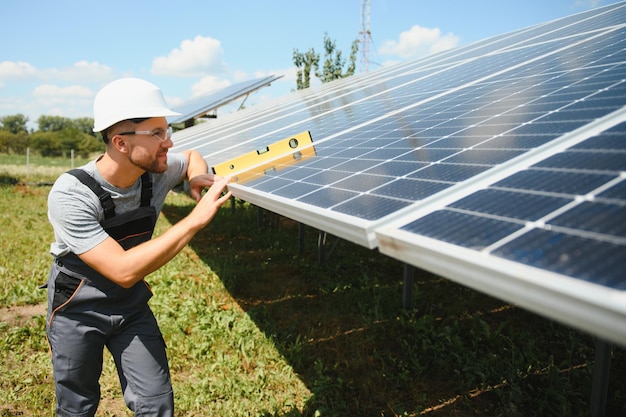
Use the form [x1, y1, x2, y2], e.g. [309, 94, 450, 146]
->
[142, 279, 153, 296]
[47, 279, 86, 328]
[117, 231, 151, 243]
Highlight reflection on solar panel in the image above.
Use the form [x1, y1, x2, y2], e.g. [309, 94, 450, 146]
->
[168, 75, 282, 125]
[172, 3, 626, 347]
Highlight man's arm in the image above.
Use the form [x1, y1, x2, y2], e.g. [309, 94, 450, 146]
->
[79, 176, 231, 288]
[180, 149, 221, 202]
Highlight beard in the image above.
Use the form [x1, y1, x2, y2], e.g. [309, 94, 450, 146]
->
[128, 148, 168, 173]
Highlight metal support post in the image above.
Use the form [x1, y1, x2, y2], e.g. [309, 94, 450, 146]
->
[298, 222, 305, 255]
[317, 230, 339, 264]
[590, 338, 612, 417]
[257, 206, 263, 228]
[402, 263, 414, 310]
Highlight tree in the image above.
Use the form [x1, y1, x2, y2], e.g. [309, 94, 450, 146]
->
[293, 48, 319, 90]
[11, 131, 30, 154]
[37, 115, 73, 132]
[0, 113, 104, 157]
[0, 130, 28, 153]
[293, 33, 359, 90]
[78, 134, 103, 157]
[30, 131, 63, 157]
[57, 128, 103, 158]
[0, 114, 29, 134]
[316, 32, 359, 83]
[72, 117, 96, 137]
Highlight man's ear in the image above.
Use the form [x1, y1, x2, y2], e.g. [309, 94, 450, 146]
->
[110, 134, 129, 154]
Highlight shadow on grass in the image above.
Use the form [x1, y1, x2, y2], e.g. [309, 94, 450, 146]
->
[163, 198, 626, 417]
[0, 173, 20, 185]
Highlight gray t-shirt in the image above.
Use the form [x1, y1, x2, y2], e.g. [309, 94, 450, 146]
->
[48, 153, 188, 257]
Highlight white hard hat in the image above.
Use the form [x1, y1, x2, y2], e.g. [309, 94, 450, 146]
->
[93, 77, 181, 132]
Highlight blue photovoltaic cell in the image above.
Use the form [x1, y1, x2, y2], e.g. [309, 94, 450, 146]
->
[493, 229, 626, 290]
[572, 135, 626, 150]
[333, 193, 411, 221]
[335, 159, 392, 174]
[474, 135, 564, 149]
[374, 178, 451, 201]
[363, 161, 427, 176]
[297, 188, 359, 209]
[304, 170, 354, 187]
[276, 166, 321, 181]
[598, 181, 626, 201]
[333, 174, 393, 192]
[448, 189, 572, 221]
[549, 202, 626, 238]
[441, 149, 526, 165]
[272, 182, 320, 199]
[400, 210, 524, 250]
[408, 164, 491, 182]
[249, 177, 293, 193]
[534, 152, 626, 172]
[492, 170, 618, 195]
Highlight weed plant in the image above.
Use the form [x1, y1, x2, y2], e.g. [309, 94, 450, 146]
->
[1, 157, 625, 416]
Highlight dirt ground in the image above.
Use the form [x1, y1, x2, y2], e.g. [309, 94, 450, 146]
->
[1, 302, 131, 415]
[0, 303, 46, 326]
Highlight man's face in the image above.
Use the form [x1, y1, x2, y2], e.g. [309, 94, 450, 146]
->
[124, 117, 172, 173]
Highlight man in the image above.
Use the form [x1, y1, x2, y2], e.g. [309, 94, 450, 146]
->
[45, 77, 231, 416]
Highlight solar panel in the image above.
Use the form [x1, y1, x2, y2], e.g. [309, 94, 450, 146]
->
[377, 120, 626, 347]
[171, 3, 626, 345]
[168, 75, 282, 125]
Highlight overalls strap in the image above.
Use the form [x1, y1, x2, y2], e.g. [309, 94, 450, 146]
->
[67, 169, 116, 219]
[140, 172, 152, 207]
[67, 170, 153, 218]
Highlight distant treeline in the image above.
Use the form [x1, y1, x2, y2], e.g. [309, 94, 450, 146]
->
[0, 114, 104, 158]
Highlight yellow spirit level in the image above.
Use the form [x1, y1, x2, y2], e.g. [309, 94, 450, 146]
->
[212, 131, 315, 183]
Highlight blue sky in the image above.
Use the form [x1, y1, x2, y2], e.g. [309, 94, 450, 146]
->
[1, 0, 620, 128]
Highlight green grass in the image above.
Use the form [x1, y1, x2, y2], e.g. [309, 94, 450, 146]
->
[1, 157, 625, 416]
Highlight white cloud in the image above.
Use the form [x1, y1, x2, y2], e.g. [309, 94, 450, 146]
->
[0, 61, 114, 123]
[152, 35, 227, 77]
[379, 25, 459, 59]
[232, 69, 249, 83]
[45, 61, 115, 83]
[248, 67, 299, 102]
[33, 84, 92, 99]
[188, 65, 295, 99]
[0, 61, 38, 87]
[0, 83, 96, 124]
[253, 66, 296, 84]
[0, 60, 113, 86]
[190, 75, 232, 97]
[227, 67, 295, 90]
[31, 84, 94, 119]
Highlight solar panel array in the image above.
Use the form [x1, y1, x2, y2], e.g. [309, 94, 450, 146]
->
[168, 75, 282, 125]
[171, 3, 626, 347]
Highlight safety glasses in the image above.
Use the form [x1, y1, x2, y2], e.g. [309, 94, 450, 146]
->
[118, 126, 173, 142]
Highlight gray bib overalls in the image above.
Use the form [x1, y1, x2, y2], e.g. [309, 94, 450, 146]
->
[45, 170, 174, 417]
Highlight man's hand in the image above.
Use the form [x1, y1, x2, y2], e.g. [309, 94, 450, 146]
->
[190, 176, 232, 229]
[188, 173, 225, 202]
